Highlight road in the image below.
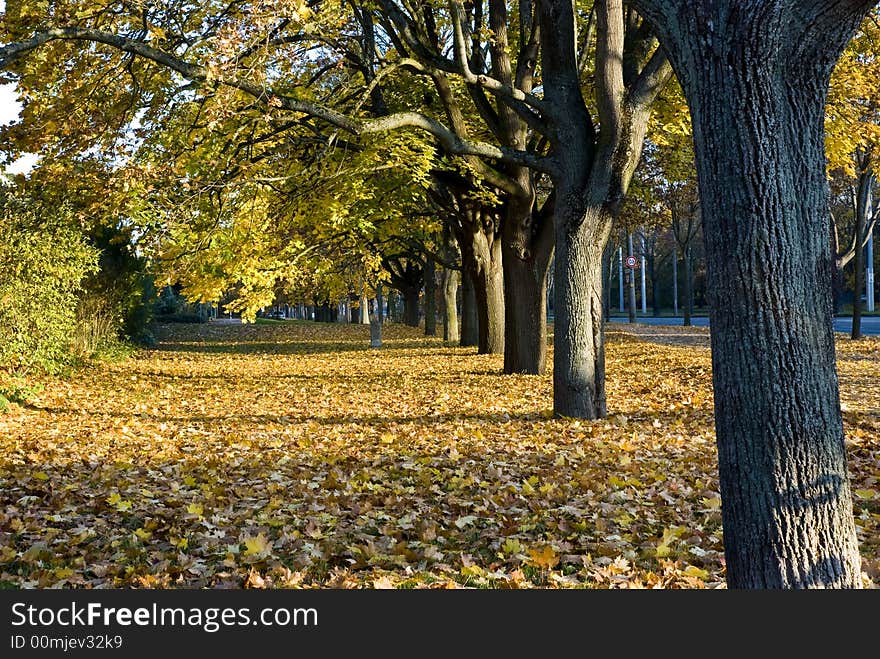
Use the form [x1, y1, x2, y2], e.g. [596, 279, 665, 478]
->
[608, 315, 880, 335]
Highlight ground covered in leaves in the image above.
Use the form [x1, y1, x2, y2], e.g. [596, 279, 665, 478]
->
[1, 321, 878, 589]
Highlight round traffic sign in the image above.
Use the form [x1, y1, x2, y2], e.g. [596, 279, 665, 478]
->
[625, 255, 638, 269]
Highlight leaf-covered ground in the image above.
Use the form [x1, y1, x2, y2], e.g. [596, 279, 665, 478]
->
[1, 321, 878, 589]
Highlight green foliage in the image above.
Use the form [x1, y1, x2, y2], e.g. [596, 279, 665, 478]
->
[0, 187, 99, 375]
[154, 286, 210, 324]
[0, 376, 43, 412]
[82, 223, 157, 347]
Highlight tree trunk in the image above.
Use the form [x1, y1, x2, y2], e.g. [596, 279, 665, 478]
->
[475, 253, 505, 355]
[672, 246, 679, 316]
[403, 287, 420, 327]
[369, 299, 382, 348]
[376, 283, 385, 324]
[500, 184, 554, 375]
[461, 233, 504, 354]
[386, 289, 399, 322]
[852, 212, 864, 340]
[603, 244, 614, 319]
[553, 200, 610, 418]
[648, 249, 660, 317]
[640, 234, 647, 314]
[360, 288, 370, 325]
[441, 268, 460, 344]
[502, 246, 549, 374]
[460, 270, 479, 347]
[500, 191, 554, 375]
[646, 1, 867, 588]
[424, 257, 437, 336]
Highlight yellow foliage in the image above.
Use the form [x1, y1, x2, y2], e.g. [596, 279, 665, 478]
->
[0, 321, 876, 588]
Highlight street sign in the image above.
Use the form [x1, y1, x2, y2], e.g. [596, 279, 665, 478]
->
[625, 255, 638, 269]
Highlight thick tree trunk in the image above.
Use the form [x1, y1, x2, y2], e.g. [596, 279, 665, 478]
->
[502, 247, 549, 374]
[460, 270, 479, 347]
[648, 2, 867, 588]
[603, 244, 614, 319]
[475, 253, 505, 355]
[553, 200, 610, 418]
[424, 257, 437, 336]
[403, 287, 420, 327]
[461, 233, 504, 354]
[441, 268, 460, 344]
[501, 191, 553, 375]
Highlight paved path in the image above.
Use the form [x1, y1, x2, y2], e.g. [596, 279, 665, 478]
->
[608, 315, 880, 335]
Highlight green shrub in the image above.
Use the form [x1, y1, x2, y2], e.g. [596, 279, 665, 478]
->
[0, 189, 99, 375]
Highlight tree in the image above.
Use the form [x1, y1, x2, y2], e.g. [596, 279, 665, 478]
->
[826, 13, 880, 335]
[669, 188, 700, 327]
[631, 0, 876, 588]
[1, 1, 673, 413]
[537, 0, 672, 416]
[845, 150, 878, 338]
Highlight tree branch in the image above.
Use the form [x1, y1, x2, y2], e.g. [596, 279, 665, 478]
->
[0, 27, 553, 174]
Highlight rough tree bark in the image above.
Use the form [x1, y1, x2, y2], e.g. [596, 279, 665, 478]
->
[458, 215, 505, 354]
[538, 0, 672, 417]
[460, 269, 479, 347]
[502, 192, 554, 374]
[441, 267, 460, 344]
[633, 0, 873, 588]
[376, 283, 385, 324]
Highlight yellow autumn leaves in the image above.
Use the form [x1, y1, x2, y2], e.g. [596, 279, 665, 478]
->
[0, 321, 877, 589]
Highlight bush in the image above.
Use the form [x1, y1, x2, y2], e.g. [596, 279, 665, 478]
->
[154, 286, 210, 323]
[0, 189, 99, 375]
[78, 223, 157, 350]
[0, 376, 43, 412]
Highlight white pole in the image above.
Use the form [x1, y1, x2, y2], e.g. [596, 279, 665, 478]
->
[640, 232, 647, 314]
[627, 233, 636, 319]
[867, 185, 875, 312]
[618, 246, 625, 312]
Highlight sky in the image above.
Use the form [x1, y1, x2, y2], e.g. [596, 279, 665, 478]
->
[1, 83, 40, 175]
[1, 1, 39, 175]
